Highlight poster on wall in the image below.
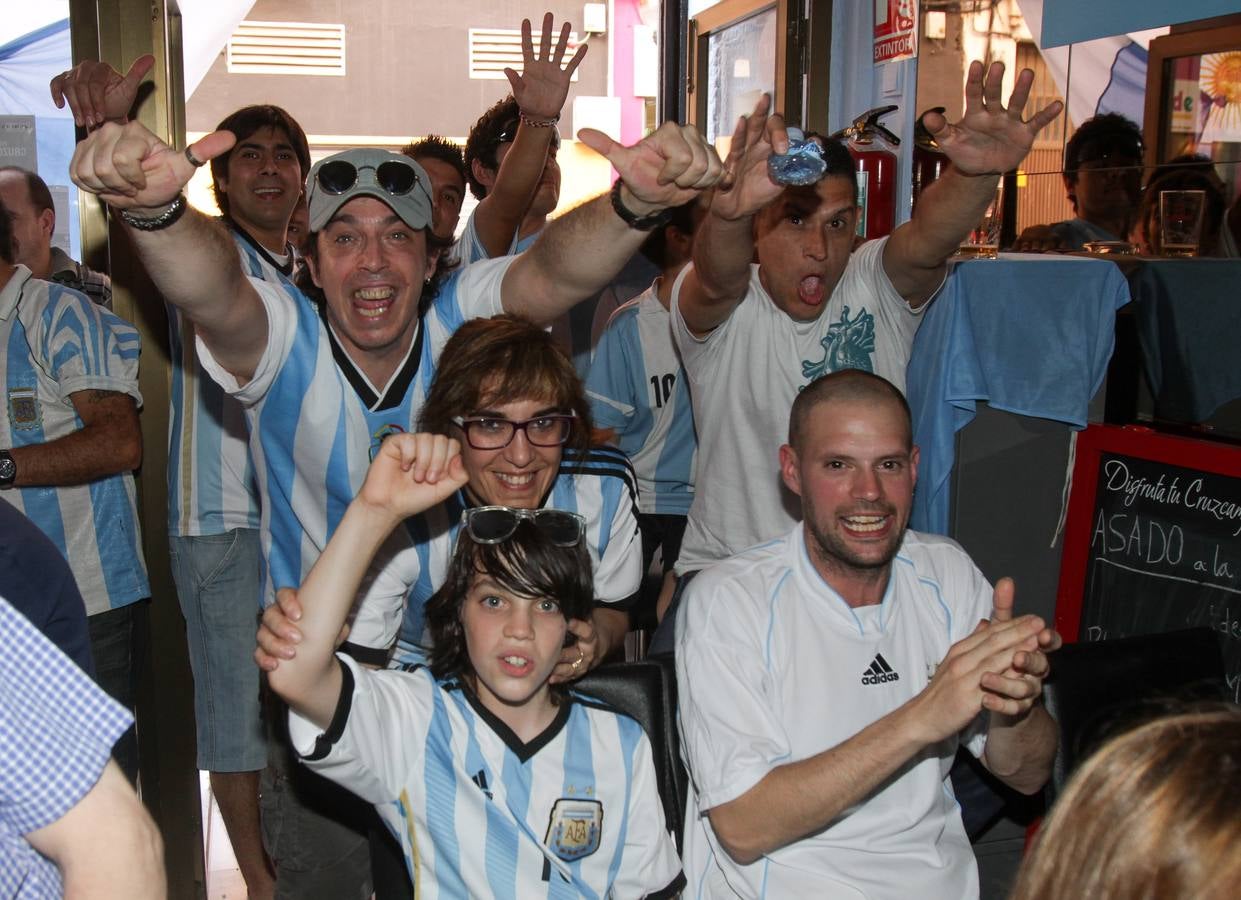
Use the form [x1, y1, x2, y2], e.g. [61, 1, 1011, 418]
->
[0, 116, 36, 169]
[1199, 51, 1241, 144]
[874, 0, 918, 65]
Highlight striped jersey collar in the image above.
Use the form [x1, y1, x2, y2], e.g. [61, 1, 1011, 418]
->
[228, 220, 296, 278]
[319, 304, 424, 412]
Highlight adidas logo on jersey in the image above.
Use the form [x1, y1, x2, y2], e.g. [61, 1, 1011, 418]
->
[861, 653, 900, 685]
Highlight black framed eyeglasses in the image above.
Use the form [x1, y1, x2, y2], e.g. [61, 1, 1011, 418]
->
[461, 506, 585, 547]
[450, 413, 576, 450]
[315, 159, 420, 197]
[496, 119, 561, 150]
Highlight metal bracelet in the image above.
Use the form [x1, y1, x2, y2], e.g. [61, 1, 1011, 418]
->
[117, 194, 188, 232]
[518, 111, 560, 128]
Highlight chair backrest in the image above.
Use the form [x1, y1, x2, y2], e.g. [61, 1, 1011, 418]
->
[1041, 627, 1229, 806]
[574, 657, 687, 847]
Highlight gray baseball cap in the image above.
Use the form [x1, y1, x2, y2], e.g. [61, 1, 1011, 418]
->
[306, 148, 433, 232]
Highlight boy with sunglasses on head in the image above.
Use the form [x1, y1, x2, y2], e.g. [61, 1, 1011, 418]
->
[266, 431, 685, 898]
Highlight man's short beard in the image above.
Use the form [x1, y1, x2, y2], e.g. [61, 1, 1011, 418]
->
[805, 517, 902, 576]
[803, 492, 905, 582]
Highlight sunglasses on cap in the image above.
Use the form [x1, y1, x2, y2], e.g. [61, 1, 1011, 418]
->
[315, 158, 422, 197]
[496, 120, 561, 150]
[460, 506, 585, 547]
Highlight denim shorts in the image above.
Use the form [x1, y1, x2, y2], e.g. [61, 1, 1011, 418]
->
[169, 529, 266, 771]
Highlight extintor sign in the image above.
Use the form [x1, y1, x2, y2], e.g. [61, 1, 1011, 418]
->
[874, 0, 918, 65]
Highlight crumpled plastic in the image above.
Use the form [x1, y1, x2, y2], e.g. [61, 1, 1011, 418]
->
[767, 127, 827, 186]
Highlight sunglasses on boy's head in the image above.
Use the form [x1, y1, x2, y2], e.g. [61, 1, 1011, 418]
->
[315, 159, 423, 198]
[461, 506, 585, 547]
[495, 120, 562, 151]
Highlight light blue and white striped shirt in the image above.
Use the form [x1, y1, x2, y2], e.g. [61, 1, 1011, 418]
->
[197, 258, 511, 607]
[165, 225, 292, 538]
[290, 656, 685, 899]
[0, 267, 148, 615]
[455, 207, 539, 267]
[586, 286, 696, 516]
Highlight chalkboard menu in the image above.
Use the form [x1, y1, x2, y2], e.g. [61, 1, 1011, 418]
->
[1056, 426, 1241, 704]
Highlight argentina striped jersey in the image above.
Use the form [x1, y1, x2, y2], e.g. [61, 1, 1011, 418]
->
[165, 225, 291, 537]
[455, 207, 540, 267]
[586, 287, 696, 515]
[0, 267, 148, 615]
[289, 656, 685, 899]
[195, 257, 511, 607]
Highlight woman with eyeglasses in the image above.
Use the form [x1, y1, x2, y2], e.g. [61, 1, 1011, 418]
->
[258, 314, 640, 681]
[266, 430, 684, 897]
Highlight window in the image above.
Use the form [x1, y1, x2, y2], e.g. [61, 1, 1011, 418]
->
[226, 21, 346, 77]
[468, 28, 581, 80]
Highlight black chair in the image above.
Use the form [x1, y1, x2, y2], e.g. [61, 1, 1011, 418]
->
[1041, 627, 1229, 806]
[575, 657, 687, 848]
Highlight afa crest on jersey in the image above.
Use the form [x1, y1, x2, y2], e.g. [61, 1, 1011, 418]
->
[545, 798, 603, 861]
[8, 387, 41, 432]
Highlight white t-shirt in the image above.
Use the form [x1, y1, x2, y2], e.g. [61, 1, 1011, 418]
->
[289, 656, 685, 899]
[676, 526, 993, 900]
[670, 237, 925, 573]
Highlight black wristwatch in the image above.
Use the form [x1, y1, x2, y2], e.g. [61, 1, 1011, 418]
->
[0, 450, 16, 489]
[610, 179, 674, 231]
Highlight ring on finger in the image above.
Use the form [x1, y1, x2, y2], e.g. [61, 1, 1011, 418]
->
[570, 650, 585, 671]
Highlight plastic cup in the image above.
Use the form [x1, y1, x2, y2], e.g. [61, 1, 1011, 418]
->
[1158, 190, 1205, 257]
[956, 183, 1003, 259]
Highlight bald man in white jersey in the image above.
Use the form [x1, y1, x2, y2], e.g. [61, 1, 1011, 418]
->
[676, 370, 1059, 899]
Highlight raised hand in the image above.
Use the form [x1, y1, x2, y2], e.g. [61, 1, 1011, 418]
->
[983, 577, 1061, 718]
[710, 93, 789, 222]
[51, 56, 154, 128]
[357, 432, 468, 522]
[70, 121, 235, 210]
[923, 60, 1063, 176]
[578, 121, 724, 215]
[505, 13, 587, 121]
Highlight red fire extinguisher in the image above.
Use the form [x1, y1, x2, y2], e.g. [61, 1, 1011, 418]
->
[912, 107, 949, 215]
[831, 105, 900, 241]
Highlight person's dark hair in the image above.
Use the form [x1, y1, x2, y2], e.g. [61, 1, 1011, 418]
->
[463, 95, 521, 201]
[639, 199, 701, 269]
[0, 196, 15, 264]
[419, 314, 594, 453]
[424, 521, 595, 698]
[1011, 706, 1241, 900]
[209, 105, 311, 219]
[1146, 152, 1226, 189]
[0, 167, 54, 215]
[1063, 113, 1143, 184]
[788, 369, 911, 451]
[294, 223, 458, 311]
[402, 135, 467, 186]
[818, 137, 861, 205]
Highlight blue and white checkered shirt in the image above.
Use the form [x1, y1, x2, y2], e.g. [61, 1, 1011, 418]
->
[0, 596, 132, 898]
